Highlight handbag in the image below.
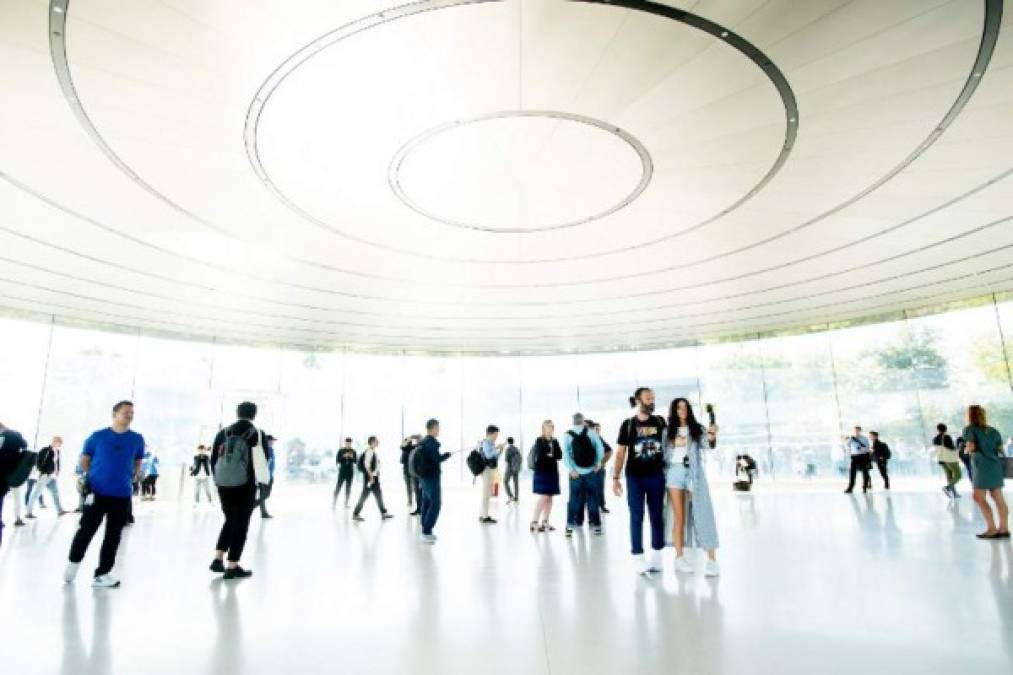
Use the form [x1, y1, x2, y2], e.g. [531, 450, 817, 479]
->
[1004, 456, 1013, 479]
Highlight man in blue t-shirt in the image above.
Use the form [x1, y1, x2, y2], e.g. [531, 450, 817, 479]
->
[64, 400, 145, 588]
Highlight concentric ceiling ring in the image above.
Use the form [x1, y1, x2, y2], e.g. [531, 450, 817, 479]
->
[244, 0, 799, 263]
[387, 110, 653, 233]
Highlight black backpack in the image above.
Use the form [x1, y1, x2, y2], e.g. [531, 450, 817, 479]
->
[357, 452, 377, 475]
[409, 445, 433, 479]
[466, 446, 487, 477]
[568, 428, 596, 468]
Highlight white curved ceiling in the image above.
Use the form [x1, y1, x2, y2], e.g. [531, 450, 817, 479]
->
[0, 0, 1011, 354]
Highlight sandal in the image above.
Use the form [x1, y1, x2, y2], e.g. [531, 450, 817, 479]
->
[541, 522, 555, 532]
[530, 521, 539, 532]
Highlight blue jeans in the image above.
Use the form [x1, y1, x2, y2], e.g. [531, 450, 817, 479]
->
[420, 476, 442, 535]
[567, 473, 601, 528]
[627, 473, 666, 555]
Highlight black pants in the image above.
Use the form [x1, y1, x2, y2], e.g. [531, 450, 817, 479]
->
[141, 475, 158, 497]
[216, 484, 256, 563]
[403, 471, 415, 507]
[847, 455, 872, 492]
[333, 472, 353, 506]
[503, 470, 519, 500]
[353, 479, 387, 516]
[874, 458, 890, 489]
[258, 480, 273, 516]
[68, 495, 130, 577]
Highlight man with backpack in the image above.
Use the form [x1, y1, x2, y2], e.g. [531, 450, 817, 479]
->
[478, 425, 504, 524]
[563, 413, 605, 537]
[333, 438, 357, 509]
[415, 419, 451, 543]
[26, 436, 69, 519]
[503, 437, 522, 504]
[208, 401, 270, 580]
[64, 401, 146, 588]
[352, 436, 393, 522]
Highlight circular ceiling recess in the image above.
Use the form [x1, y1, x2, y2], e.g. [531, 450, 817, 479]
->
[246, 0, 798, 264]
[389, 110, 652, 233]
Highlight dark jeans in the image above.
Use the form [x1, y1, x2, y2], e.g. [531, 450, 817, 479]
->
[567, 473, 601, 528]
[333, 472, 353, 506]
[874, 458, 890, 489]
[68, 494, 131, 577]
[141, 475, 158, 497]
[596, 470, 607, 508]
[420, 476, 442, 535]
[626, 473, 666, 555]
[846, 455, 872, 492]
[353, 479, 388, 516]
[216, 483, 256, 563]
[503, 470, 519, 500]
[403, 471, 415, 507]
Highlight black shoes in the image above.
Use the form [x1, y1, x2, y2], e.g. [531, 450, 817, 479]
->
[260, 513, 273, 519]
[479, 517, 497, 524]
[353, 515, 365, 522]
[223, 566, 252, 580]
[409, 510, 420, 516]
[210, 559, 225, 573]
[381, 513, 394, 520]
[600, 506, 611, 514]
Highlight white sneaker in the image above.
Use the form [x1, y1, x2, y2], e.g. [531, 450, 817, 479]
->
[674, 556, 695, 574]
[420, 534, 437, 544]
[647, 550, 663, 573]
[633, 554, 651, 576]
[91, 574, 121, 588]
[63, 562, 80, 584]
[703, 559, 720, 578]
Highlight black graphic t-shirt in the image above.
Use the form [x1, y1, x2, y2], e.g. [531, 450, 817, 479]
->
[617, 415, 667, 477]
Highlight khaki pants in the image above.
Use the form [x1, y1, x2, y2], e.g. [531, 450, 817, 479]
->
[479, 466, 495, 518]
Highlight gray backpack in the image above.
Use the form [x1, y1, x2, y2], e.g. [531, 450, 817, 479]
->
[214, 426, 254, 487]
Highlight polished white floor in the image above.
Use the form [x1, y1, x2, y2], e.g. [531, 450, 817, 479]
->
[1, 479, 1011, 675]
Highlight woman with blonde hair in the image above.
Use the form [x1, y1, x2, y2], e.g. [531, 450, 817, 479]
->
[530, 420, 562, 532]
[963, 405, 1008, 539]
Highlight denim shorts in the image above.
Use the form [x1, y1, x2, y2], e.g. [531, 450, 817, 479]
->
[665, 461, 692, 490]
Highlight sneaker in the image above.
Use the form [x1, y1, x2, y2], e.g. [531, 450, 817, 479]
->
[92, 574, 121, 588]
[420, 533, 437, 544]
[353, 515, 365, 522]
[63, 562, 80, 584]
[381, 513, 394, 520]
[647, 550, 663, 573]
[209, 559, 225, 573]
[951, 487, 960, 499]
[14, 519, 25, 527]
[633, 554, 651, 577]
[600, 506, 611, 514]
[409, 510, 420, 516]
[942, 486, 952, 498]
[25, 514, 36, 519]
[223, 566, 253, 580]
[58, 510, 70, 517]
[592, 528, 603, 536]
[479, 517, 497, 524]
[703, 559, 720, 578]
[260, 513, 273, 519]
[565, 527, 574, 538]
[675, 556, 695, 574]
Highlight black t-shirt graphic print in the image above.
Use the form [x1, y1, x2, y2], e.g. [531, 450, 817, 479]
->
[617, 415, 667, 476]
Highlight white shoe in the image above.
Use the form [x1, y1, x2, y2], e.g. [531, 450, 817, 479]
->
[674, 556, 695, 574]
[703, 559, 720, 578]
[633, 554, 651, 576]
[63, 562, 80, 584]
[91, 574, 121, 588]
[420, 533, 437, 544]
[647, 550, 663, 573]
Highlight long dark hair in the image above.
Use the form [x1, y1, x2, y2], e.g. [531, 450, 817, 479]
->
[667, 397, 703, 443]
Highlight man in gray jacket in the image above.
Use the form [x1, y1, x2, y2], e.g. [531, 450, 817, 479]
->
[502, 437, 522, 504]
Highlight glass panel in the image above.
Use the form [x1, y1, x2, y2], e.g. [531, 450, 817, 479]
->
[342, 352, 405, 476]
[0, 316, 51, 446]
[518, 355, 579, 454]
[277, 349, 343, 485]
[403, 355, 463, 483]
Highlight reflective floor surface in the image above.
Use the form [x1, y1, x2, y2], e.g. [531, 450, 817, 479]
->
[1, 480, 1010, 675]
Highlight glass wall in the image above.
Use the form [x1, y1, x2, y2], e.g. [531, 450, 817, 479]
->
[1, 294, 1011, 496]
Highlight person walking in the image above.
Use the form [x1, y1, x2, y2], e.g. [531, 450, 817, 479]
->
[140, 451, 160, 501]
[842, 425, 872, 494]
[333, 439, 357, 509]
[352, 436, 393, 522]
[64, 401, 146, 588]
[258, 434, 276, 519]
[594, 422, 612, 514]
[614, 387, 668, 576]
[26, 436, 69, 518]
[503, 437, 522, 505]
[563, 413, 604, 537]
[664, 397, 720, 577]
[963, 405, 1009, 539]
[957, 435, 973, 484]
[870, 431, 890, 490]
[478, 425, 503, 524]
[932, 423, 961, 499]
[400, 435, 421, 512]
[1, 423, 31, 544]
[416, 419, 451, 543]
[192, 445, 214, 505]
[209, 401, 270, 579]
[530, 420, 562, 533]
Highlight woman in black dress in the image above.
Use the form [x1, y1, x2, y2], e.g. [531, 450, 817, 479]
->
[530, 420, 562, 532]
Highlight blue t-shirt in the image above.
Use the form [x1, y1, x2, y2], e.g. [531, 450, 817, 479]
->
[83, 428, 146, 497]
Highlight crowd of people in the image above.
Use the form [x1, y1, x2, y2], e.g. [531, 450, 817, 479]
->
[0, 392, 1009, 587]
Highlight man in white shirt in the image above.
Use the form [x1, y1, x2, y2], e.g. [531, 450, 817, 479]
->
[352, 436, 393, 522]
[843, 425, 872, 494]
[479, 425, 504, 524]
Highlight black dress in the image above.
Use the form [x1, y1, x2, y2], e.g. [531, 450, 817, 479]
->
[531, 437, 562, 496]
